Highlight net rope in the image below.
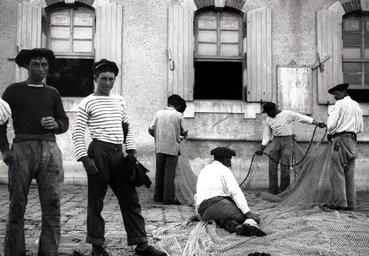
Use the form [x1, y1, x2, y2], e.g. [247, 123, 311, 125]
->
[160, 133, 369, 256]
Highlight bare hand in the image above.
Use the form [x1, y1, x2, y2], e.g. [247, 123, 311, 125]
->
[81, 156, 99, 176]
[41, 116, 59, 130]
[2, 148, 14, 166]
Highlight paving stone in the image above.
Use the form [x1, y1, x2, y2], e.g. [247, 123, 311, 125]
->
[0, 184, 194, 255]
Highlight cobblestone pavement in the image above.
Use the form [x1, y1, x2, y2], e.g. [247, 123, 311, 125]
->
[0, 184, 195, 256]
[1, 184, 369, 256]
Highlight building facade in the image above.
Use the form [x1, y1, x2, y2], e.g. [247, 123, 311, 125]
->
[0, 0, 368, 190]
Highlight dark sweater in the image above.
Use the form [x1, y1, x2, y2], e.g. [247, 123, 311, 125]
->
[0, 82, 69, 148]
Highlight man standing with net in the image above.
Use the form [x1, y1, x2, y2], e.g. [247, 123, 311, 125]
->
[255, 102, 326, 194]
[325, 83, 363, 211]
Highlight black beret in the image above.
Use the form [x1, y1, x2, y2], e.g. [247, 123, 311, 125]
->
[262, 102, 277, 113]
[15, 48, 55, 68]
[210, 147, 236, 158]
[328, 83, 349, 94]
[93, 59, 119, 76]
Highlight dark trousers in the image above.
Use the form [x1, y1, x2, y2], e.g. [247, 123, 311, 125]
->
[154, 153, 178, 203]
[330, 134, 357, 209]
[269, 136, 293, 194]
[4, 141, 64, 256]
[86, 140, 147, 246]
[199, 197, 246, 233]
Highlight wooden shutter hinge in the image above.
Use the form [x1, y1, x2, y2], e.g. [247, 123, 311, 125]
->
[168, 49, 175, 71]
[312, 53, 330, 72]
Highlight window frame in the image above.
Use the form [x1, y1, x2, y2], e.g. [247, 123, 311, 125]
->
[342, 11, 369, 89]
[46, 4, 95, 59]
[194, 8, 244, 62]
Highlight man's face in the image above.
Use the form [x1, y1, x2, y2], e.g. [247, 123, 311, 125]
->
[333, 90, 346, 100]
[27, 57, 49, 82]
[95, 71, 116, 96]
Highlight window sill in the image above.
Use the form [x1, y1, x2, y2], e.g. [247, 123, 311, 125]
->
[183, 100, 262, 119]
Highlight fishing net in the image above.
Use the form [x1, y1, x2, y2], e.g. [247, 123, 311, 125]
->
[156, 130, 369, 255]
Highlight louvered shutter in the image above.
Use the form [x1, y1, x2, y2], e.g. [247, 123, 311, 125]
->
[16, 1, 42, 81]
[317, 9, 343, 104]
[246, 7, 272, 102]
[95, 2, 124, 95]
[167, 4, 194, 101]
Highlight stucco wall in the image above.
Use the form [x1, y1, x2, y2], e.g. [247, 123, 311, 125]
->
[0, 0, 368, 190]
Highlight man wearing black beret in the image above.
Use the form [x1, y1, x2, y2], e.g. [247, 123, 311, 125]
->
[195, 147, 266, 237]
[0, 48, 69, 256]
[325, 83, 363, 210]
[72, 59, 166, 256]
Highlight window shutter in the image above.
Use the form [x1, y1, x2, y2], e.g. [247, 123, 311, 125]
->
[316, 9, 343, 104]
[167, 4, 194, 101]
[95, 2, 124, 95]
[246, 7, 272, 102]
[16, 1, 42, 82]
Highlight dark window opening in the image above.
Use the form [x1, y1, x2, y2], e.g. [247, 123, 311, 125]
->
[194, 61, 242, 100]
[47, 58, 94, 97]
[348, 89, 369, 102]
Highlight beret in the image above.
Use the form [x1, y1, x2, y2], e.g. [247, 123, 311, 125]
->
[328, 83, 349, 94]
[210, 147, 236, 158]
[93, 59, 119, 76]
[15, 48, 55, 68]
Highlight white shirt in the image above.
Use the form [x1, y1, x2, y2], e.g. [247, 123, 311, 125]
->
[195, 161, 250, 214]
[262, 110, 314, 146]
[0, 98, 11, 125]
[149, 107, 187, 156]
[327, 96, 363, 135]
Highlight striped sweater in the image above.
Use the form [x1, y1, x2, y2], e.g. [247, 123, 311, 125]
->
[72, 94, 136, 160]
[261, 110, 314, 146]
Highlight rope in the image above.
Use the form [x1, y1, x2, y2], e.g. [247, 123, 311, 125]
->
[239, 125, 327, 187]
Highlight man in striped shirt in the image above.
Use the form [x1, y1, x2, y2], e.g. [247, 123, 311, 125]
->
[255, 102, 326, 194]
[325, 83, 363, 211]
[72, 59, 166, 256]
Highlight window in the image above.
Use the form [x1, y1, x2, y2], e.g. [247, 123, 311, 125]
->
[194, 8, 243, 100]
[342, 12, 369, 102]
[45, 4, 95, 97]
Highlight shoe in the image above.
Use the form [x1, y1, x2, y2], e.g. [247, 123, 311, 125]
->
[235, 224, 267, 237]
[135, 245, 167, 256]
[91, 245, 109, 256]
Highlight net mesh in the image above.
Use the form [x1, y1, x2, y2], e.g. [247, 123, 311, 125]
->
[156, 137, 369, 255]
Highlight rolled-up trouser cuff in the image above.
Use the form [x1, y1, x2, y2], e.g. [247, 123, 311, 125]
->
[127, 236, 148, 246]
[86, 236, 105, 246]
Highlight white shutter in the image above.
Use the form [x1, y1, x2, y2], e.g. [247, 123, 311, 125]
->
[317, 9, 343, 104]
[95, 2, 124, 95]
[246, 7, 272, 102]
[16, 1, 42, 82]
[167, 4, 194, 101]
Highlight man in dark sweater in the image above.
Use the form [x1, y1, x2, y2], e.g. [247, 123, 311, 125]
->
[0, 48, 69, 256]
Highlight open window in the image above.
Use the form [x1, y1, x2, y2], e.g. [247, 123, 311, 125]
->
[194, 8, 243, 100]
[342, 11, 369, 102]
[45, 3, 95, 97]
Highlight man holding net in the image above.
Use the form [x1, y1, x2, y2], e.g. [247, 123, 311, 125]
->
[195, 147, 266, 237]
[255, 102, 326, 195]
[325, 83, 363, 211]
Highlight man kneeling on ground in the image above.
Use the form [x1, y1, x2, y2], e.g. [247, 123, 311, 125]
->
[195, 147, 266, 237]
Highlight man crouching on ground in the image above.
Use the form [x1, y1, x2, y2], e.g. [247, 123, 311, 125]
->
[72, 59, 166, 256]
[195, 147, 266, 237]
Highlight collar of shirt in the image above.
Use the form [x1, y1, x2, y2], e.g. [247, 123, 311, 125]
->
[27, 83, 44, 88]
